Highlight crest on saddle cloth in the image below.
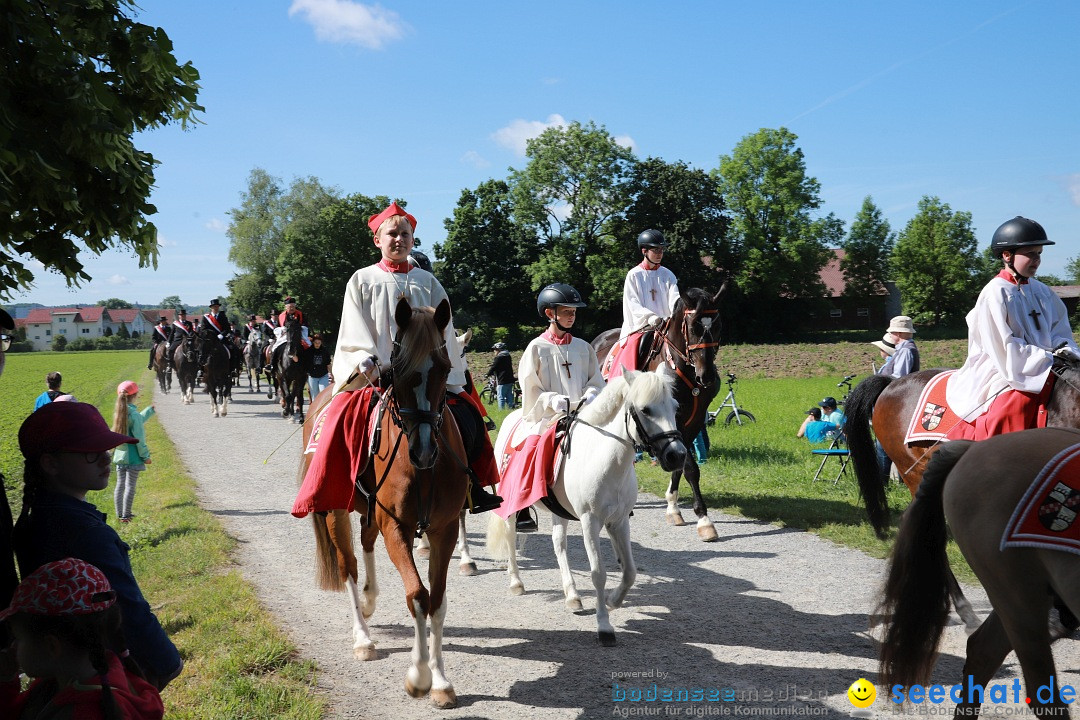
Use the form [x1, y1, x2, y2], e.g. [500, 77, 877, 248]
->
[904, 371, 962, 443]
[1002, 443, 1080, 555]
[921, 403, 946, 431]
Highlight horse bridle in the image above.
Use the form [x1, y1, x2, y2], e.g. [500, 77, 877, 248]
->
[626, 404, 684, 458]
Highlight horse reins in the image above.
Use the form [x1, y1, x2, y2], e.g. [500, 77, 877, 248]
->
[658, 307, 719, 427]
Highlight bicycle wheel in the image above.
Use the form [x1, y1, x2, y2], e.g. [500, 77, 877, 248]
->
[480, 385, 496, 405]
[725, 409, 756, 426]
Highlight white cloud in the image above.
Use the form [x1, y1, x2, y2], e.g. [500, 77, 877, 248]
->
[492, 114, 567, 157]
[460, 150, 490, 169]
[613, 134, 638, 153]
[108, 274, 130, 286]
[204, 218, 227, 232]
[1062, 173, 1080, 206]
[289, 0, 408, 50]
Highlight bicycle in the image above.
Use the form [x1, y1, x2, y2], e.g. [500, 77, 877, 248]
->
[706, 373, 756, 426]
[836, 374, 856, 408]
[481, 376, 521, 409]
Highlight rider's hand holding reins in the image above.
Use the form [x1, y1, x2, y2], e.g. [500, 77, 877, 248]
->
[1053, 344, 1080, 362]
[552, 396, 570, 413]
[580, 387, 600, 406]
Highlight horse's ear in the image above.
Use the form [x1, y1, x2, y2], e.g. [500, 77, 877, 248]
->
[620, 365, 638, 385]
[712, 278, 729, 304]
[395, 297, 413, 331]
[434, 298, 451, 333]
[461, 328, 473, 347]
[679, 290, 692, 309]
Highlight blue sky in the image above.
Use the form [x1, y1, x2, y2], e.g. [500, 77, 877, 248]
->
[11, 0, 1080, 309]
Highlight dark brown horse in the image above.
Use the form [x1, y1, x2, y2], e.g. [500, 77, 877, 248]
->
[847, 359, 1080, 627]
[152, 343, 171, 394]
[878, 427, 1080, 718]
[592, 285, 727, 541]
[299, 298, 468, 708]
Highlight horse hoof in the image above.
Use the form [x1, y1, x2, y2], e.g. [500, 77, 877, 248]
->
[405, 677, 430, 698]
[509, 583, 525, 596]
[459, 562, 477, 576]
[697, 524, 719, 542]
[430, 688, 457, 709]
[353, 644, 377, 661]
[597, 630, 617, 647]
[416, 545, 430, 558]
[566, 597, 583, 611]
[666, 511, 685, 526]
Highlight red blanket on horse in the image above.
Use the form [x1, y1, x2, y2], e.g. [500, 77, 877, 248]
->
[493, 422, 561, 520]
[1002, 442, 1080, 555]
[602, 333, 645, 381]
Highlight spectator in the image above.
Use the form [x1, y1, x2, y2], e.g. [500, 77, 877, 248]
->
[34, 372, 65, 410]
[797, 408, 840, 443]
[485, 343, 516, 409]
[12, 402, 183, 690]
[818, 396, 845, 429]
[0, 557, 164, 719]
[878, 316, 920, 379]
[112, 382, 155, 523]
[304, 334, 332, 401]
[870, 333, 895, 369]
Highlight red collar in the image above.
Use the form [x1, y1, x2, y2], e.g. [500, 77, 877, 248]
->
[378, 259, 412, 274]
[639, 260, 662, 271]
[543, 329, 572, 345]
[997, 268, 1029, 285]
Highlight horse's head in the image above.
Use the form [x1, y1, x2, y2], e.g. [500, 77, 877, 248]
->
[673, 285, 725, 384]
[283, 315, 303, 353]
[1048, 354, 1080, 427]
[391, 297, 452, 470]
[181, 334, 197, 362]
[623, 367, 687, 471]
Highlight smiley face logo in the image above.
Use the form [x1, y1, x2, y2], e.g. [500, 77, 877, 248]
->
[847, 678, 876, 708]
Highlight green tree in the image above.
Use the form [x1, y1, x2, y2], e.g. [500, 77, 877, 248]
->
[510, 121, 635, 309]
[96, 298, 133, 309]
[117, 322, 130, 340]
[51, 335, 67, 352]
[1065, 256, 1080, 284]
[275, 193, 390, 333]
[437, 180, 539, 331]
[160, 294, 184, 311]
[891, 196, 982, 326]
[714, 127, 839, 337]
[841, 196, 894, 300]
[0, 0, 202, 299]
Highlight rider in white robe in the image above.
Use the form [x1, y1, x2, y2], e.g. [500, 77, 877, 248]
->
[618, 229, 680, 342]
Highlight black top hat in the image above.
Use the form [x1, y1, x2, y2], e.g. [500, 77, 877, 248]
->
[209, 298, 221, 306]
[283, 296, 296, 305]
[176, 307, 186, 315]
[158, 316, 167, 322]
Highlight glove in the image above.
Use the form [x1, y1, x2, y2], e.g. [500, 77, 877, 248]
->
[1053, 345, 1080, 361]
[580, 387, 600, 405]
[217, 334, 224, 340]
[551, 396, 570, 414]
[647, 314, 664, 328]
[359, 356, 376, 377]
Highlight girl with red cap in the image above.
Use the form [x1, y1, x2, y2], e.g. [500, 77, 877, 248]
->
[293, 202, 502, 517]
[0, 557, 164, 719]
[111, 382, 155, 523]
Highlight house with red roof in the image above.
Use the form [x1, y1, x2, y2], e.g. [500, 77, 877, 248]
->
[24, 306, 174, 350]
[812, 249, 899, 331]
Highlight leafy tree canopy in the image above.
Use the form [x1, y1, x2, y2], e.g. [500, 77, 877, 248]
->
[96, 298, 133, 309]
[0, 0, 202, 299]
[891, 196, 982, 326]
[159, 295, 184, 311]
[841, 196, 894, 300]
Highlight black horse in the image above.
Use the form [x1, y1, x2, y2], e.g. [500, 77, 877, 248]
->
[592, 284, 728, 541]
[202, 336, 233, 417]
[273, 316, 306, 423]
[173, 334, 198, 404]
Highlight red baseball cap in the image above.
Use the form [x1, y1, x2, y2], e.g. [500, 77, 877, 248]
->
[0, 558, 116, 621]
[19, 401, 136, 460]
[367, 201, 417, 235]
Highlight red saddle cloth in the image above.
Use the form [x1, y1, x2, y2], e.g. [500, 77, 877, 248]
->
[603, 332, 645, 381]
[494, 423, 561, 520]
[904, 371, 963, 443]
[1002, 443, 1080, 555]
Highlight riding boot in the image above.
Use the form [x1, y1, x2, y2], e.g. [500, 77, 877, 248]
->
[515, 507, 537, 532]
[467, 482, 503, 514]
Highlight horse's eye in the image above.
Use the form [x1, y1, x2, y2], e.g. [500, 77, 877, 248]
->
[639, 406, 653, 417]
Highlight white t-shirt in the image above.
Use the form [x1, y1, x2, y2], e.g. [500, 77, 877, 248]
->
[619, 262, 680, 341]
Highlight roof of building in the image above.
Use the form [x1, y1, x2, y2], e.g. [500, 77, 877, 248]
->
[1051, 285, 1080, 300]
[819, 249, 888, 298]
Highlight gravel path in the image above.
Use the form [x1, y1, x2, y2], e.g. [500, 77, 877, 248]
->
[153, 384, 1080, 719]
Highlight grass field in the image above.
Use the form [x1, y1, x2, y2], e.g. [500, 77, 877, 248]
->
[1, 351, 324, 719]
[0, 345, 975, 718]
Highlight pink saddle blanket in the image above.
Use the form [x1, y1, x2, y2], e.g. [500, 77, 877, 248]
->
[1001, 443, 1080, 555]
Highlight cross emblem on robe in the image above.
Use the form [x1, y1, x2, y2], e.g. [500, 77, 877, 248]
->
[1030, 308, 1042, 331]
[649, 288, 657, 302]
[561, 359, 573, 378]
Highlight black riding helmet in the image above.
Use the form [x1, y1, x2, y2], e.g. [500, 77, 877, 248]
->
[536, 283, 586, 319]
[410, 250, 433, 273]
[636, 229, 668, 249]
[990, 216, 1054, 257]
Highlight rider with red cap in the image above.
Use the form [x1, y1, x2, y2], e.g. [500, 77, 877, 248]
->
[946, 216, 1080, 440]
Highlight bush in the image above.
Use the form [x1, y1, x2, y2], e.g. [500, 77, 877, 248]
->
[6, 340, 34, 353]
[51, 335, 67, 351]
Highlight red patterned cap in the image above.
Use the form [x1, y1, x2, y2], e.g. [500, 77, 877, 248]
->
[19, 401, 136, 459]
[0, 558, 116, 620]
[367, 201, 417, 235]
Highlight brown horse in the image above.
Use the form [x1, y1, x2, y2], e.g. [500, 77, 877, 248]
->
[878, 427, 1080, 718]
[152, 343, 171, 394]
[299, 298, 468, 708]
[847, 360, 1080, 627]
[592, 285, 727, 541]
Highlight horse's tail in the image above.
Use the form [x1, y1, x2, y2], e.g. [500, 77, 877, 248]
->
[878, 439, 974, 690]
[311, 511, 348, 592]
[485, 511, 512, 561]
[845, 374, 894, 538]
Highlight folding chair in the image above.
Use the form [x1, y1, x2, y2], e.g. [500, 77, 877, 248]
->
[811, 435, 850, 484]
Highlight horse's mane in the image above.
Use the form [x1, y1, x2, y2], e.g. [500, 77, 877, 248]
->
[577, 370, 673, 426]
[393, 306, 446, 380]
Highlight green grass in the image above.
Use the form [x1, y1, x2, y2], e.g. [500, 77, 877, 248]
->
[483, 373, 977, 583]
[1, 352, 325, 719]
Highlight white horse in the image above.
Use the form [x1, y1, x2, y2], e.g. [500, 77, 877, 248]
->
[485, 368, 687, 645]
